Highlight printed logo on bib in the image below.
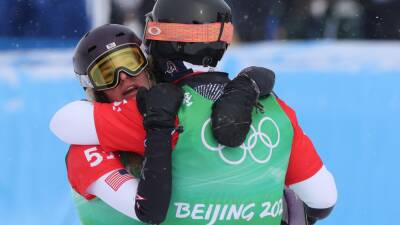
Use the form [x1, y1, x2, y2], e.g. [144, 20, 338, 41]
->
[174, 199, 283, 225]
[112, 99, 128, 112]
[183, 92, 193, 107]
[201, 117, 280, 165]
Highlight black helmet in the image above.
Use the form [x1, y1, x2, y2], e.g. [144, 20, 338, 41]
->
[73, 24, 142, 76]
[144, 0, 233, 67]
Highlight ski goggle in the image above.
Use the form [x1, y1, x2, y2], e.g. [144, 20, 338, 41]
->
[78, 43, 148, 91]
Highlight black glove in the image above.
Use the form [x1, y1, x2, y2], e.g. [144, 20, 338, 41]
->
[136, 83, 184, 130]
[211, 66, 275, 147]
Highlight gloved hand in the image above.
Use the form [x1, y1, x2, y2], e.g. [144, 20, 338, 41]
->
[211, 66, 275, 147]
[136, 83, 184, 130]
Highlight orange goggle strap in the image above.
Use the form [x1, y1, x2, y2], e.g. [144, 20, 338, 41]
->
[144, 21, 234, 44]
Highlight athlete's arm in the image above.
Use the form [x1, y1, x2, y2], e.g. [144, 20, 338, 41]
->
[133, 128, 173, 224]
[87, 169, 140, 220]
[50, 99, 178, 154]
[288, 166, 337, 224]
[49, 99, 146, 151]
[50, 101, 99, 145]
[66, 145, 139, 218]
[67, 144, 172, 223]
[133, 84, 183, 224]
[50, 99, 148, 154]
[278, 99, 337, 223]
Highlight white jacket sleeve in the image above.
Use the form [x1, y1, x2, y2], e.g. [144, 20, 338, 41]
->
[49, 100, 99, 145]
[87, 169, 139, 220]
[288, 165, 337, 209]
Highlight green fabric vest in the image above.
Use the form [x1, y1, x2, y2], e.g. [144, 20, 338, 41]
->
[74, 85, 294, 225]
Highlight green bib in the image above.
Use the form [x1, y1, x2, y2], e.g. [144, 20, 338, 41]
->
[74, 85, 294, 225]
[162, 86, 294, 225]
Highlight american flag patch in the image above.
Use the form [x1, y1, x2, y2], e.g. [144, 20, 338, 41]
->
[105, 169, 133, 191]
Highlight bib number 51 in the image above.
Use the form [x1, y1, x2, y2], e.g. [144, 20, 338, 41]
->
[84, 147, 115, 167]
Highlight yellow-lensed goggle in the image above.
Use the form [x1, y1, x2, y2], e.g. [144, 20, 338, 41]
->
[78, 43, 148, 91]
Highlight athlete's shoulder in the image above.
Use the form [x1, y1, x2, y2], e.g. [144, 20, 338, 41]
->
[67, 144, 120, 168]
[275, 98, 296, 120]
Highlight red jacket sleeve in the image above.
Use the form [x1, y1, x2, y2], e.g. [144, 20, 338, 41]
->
[93, 99, 179, 154]
[94, 100, 146, 154]
[66, 145, 124, 199]
[277, 99, 323, 186]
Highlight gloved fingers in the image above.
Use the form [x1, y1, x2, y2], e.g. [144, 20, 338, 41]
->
[140, 83, 184, 130]
[154, 84, 184, 113]
[238, 66, 275, 96]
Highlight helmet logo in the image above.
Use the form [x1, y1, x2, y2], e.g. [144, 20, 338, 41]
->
[147, 26, 162, 36]
[165, 60, 178, 75]
[106, 42, 117, 50]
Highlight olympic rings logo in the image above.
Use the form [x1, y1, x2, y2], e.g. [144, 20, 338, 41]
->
[201, 117, 280, 165]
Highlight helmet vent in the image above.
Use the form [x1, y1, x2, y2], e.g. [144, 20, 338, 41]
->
[116, 32, 125, 37]
[88, 45, 97, 53]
